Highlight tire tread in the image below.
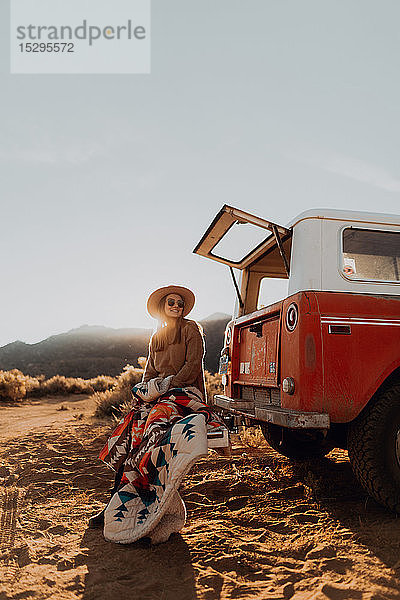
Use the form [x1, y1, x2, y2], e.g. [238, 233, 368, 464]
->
[348, 383, 400, 513]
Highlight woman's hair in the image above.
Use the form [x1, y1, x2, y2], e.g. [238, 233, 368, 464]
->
[151, 294, 204, 352]
[151, 294, 183, 352]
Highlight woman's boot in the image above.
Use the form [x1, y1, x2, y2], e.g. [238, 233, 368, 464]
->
[88, 508, 106, 528]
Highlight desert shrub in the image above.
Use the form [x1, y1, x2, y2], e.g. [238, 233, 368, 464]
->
[94, 365, 143, 418]
[45, 376, 71, 395]
[66, 377, 94, 395]
[0, 369, 119, 402]
[38, 375, 93, 396]
[27, 374, 111, 397]
[0, 369, 27, 401]
[137, 356, 147, 369]
[0, 366, 223, 408]
[25, 374, 45, 397]
[89, 375, 116, 392]
[204, 371, 223, 401]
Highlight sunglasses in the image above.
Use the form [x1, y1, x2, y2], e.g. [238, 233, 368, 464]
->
[167, 298, 184, 308]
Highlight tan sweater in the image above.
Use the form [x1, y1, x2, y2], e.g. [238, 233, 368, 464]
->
[142, 319, 206, 399]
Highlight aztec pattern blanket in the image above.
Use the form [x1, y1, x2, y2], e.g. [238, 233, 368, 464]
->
[99, 386, 223, 544]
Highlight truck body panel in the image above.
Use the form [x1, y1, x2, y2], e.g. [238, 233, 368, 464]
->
[195, 206, 400, 429]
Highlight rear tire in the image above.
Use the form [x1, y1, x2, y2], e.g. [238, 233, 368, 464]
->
[260, 422, 333, 460]
[348, 383, 400, 513]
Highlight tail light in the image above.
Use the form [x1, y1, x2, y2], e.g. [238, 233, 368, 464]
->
[282, 377, 295, 394]
[286, 303, 298, 332]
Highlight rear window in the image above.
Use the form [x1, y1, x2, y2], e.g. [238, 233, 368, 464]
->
[257, 277, 288, 309]
[211, 221, 271, 263]
[342, 228, 400, 282]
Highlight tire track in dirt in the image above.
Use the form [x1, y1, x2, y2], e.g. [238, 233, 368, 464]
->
[0, 486, 26, 581]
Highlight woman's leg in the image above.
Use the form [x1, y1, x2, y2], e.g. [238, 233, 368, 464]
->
[90, 399, 184, 529]
[110, 464, 125, 495]
[88, 464, 125, 528]
[90, 406, 148, 529]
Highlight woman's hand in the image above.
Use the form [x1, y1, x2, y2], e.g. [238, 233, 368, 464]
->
[132, 376, 174, 403]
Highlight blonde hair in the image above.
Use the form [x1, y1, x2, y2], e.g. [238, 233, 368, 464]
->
[152, 295, 183, 351]
[151, 294, 203, 352]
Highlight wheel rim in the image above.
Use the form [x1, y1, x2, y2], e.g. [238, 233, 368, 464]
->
[396, 429, 400, 468]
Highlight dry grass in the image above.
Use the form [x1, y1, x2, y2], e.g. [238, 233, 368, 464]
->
[204, 371, 223, 400]
[0, 369, 31, 401]
[0, 369, 116, 402]
[239, 425, 266, 448]
[95, 370, 224, 419]
[89, 375, 116, 392]
[137, 356, 147, 369]
[0, 366, 223, 417]
[94, 365, 143, 418]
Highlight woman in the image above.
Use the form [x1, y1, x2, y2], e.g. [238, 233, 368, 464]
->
[90, 285, 223, 544]
[141, 285, 206, 399]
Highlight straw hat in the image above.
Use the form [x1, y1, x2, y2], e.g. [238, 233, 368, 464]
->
[147, 285, 195, 319]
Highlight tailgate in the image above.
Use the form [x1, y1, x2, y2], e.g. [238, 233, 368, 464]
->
[233, 306, 282, 390]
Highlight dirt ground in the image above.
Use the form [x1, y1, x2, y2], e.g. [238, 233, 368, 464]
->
[1, 396, 400, 600]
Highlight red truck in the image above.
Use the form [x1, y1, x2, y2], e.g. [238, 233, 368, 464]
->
[194, 205, 400, 512]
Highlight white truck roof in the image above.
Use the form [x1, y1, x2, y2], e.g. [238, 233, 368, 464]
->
[194, 204, 400, 297]
[288, 209, 400, 296]
[288, 208, 400, 228]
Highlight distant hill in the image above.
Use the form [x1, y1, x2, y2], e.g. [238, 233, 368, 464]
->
[202, 312, 231, 322]
[0, 315, 231, 378]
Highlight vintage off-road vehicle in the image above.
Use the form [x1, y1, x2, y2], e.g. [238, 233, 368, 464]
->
[194, 205, 400, 512]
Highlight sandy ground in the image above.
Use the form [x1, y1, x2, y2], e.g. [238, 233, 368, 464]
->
[1, 397, 400, 599]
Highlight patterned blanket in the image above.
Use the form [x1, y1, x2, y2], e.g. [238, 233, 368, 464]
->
[99, 386, 223, 544]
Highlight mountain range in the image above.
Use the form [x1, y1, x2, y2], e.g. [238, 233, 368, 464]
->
[0, 314, 231, 378]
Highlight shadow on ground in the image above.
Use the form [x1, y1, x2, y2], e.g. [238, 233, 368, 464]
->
[290, 450, 400, 575]
[80, 528, 197, 600]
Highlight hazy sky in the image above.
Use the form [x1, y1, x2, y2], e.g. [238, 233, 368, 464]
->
[1, 0, 400, 346]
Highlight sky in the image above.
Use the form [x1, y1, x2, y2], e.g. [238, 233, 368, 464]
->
[1, 0, 400, 346]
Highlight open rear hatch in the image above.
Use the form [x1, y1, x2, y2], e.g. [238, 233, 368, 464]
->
[193, 204, 292, 274]
[194, 205, 292, 412]
[194, 206, 330, 429]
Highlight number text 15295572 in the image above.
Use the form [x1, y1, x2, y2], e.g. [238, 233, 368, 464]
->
[19, 43, 74, 53]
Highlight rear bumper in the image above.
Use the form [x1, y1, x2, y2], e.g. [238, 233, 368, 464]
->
[213, 394, 330, 429]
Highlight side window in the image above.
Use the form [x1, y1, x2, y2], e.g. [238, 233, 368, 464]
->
[342, 228, 400, 282]
[257, 278, 289, 309]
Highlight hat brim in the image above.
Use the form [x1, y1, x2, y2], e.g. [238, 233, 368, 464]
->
[147, 285, 195, 319]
